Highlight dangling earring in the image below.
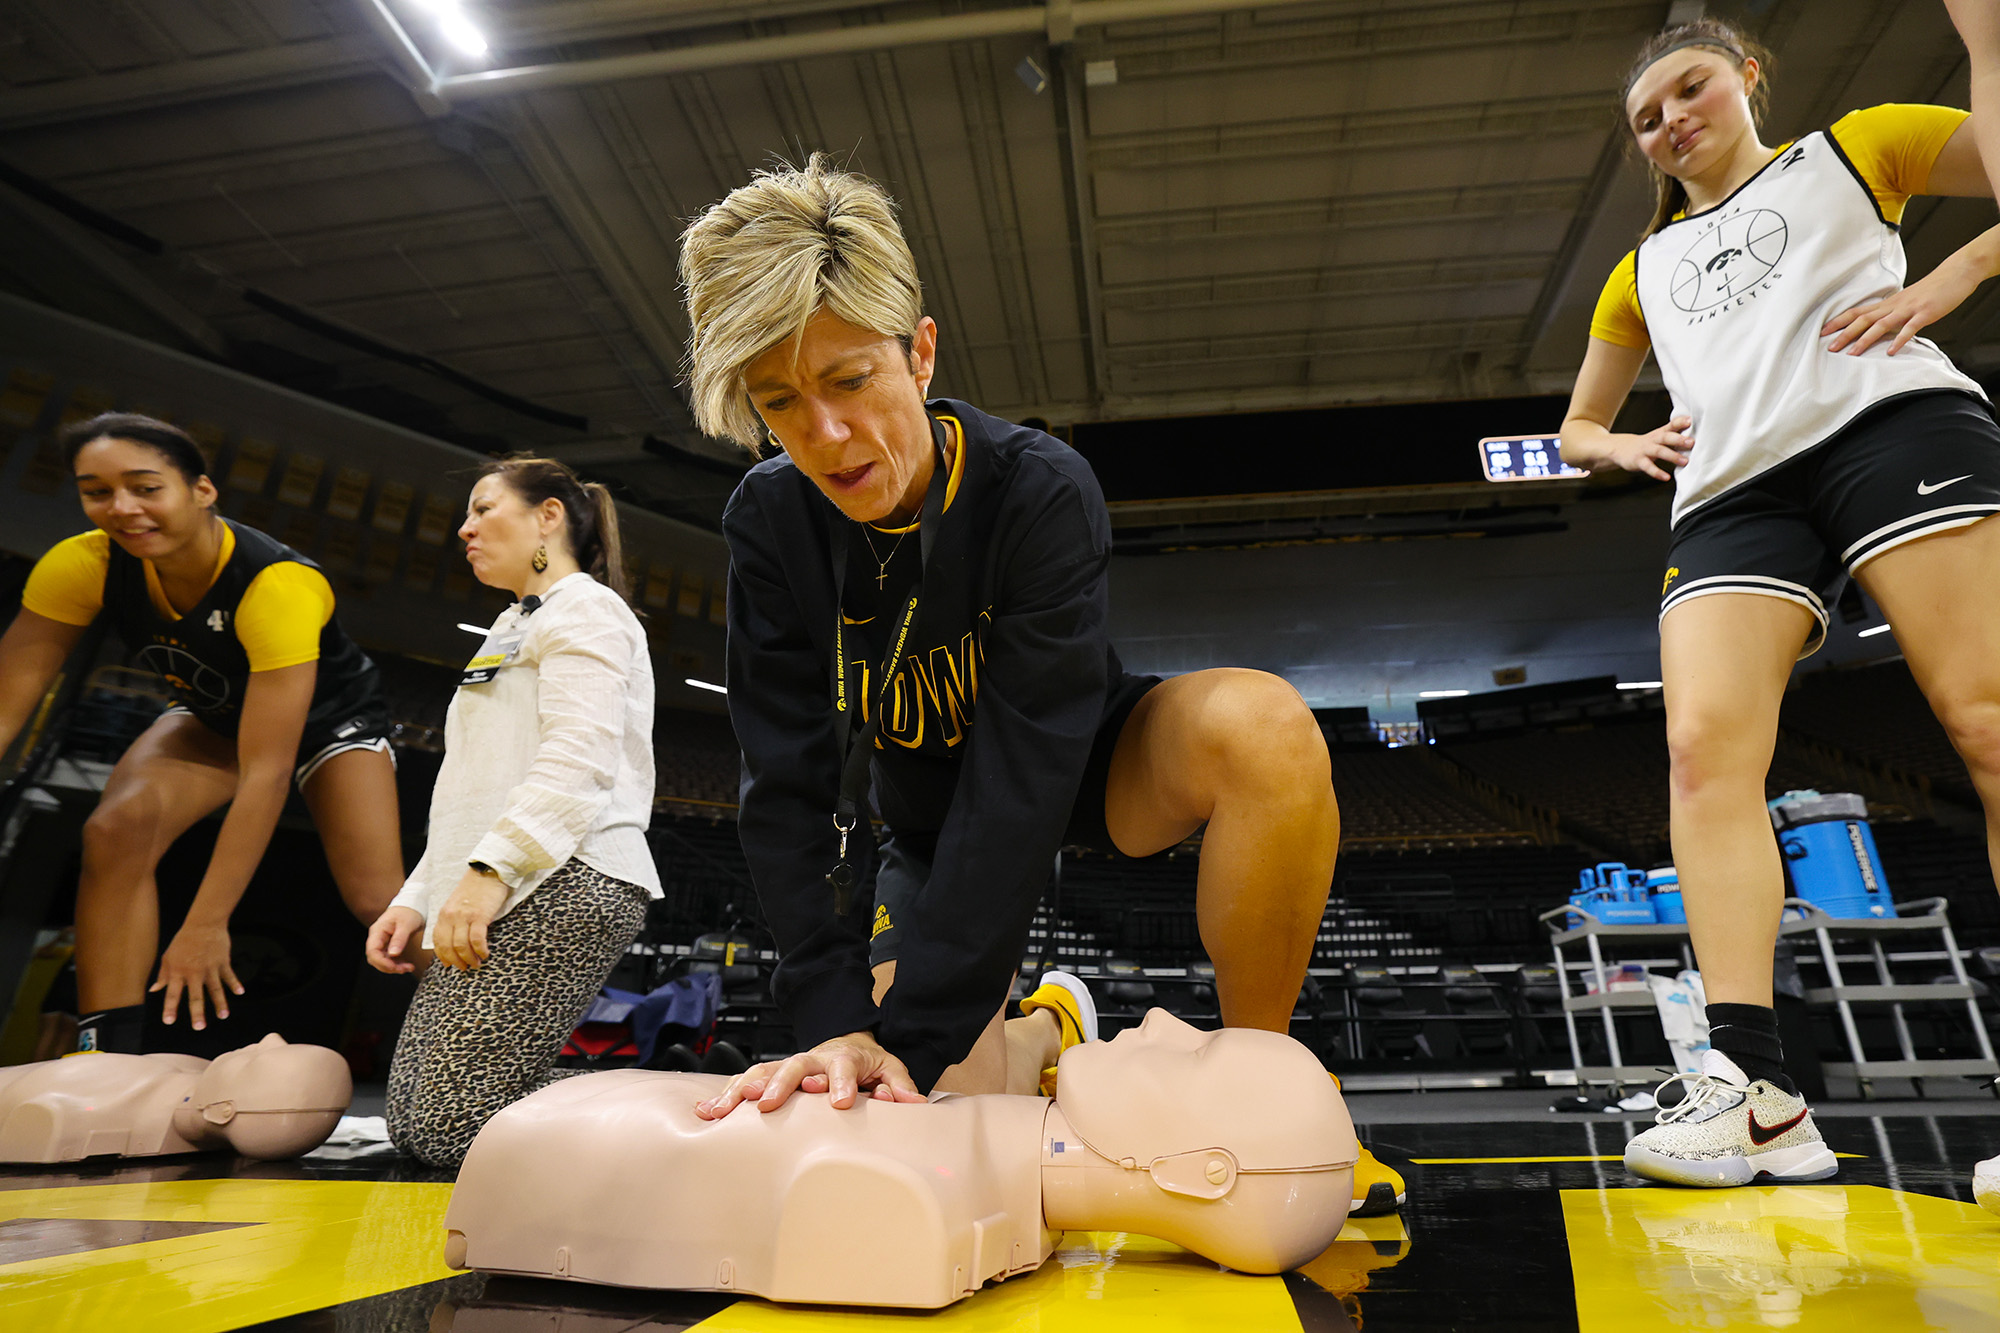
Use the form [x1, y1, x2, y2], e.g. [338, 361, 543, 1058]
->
[532, 544, 549, 573]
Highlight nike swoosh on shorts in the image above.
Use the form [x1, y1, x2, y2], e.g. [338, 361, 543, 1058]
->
[1916, 475, 1973, 495]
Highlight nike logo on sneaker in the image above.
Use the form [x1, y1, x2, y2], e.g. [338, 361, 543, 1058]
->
[1747, 1107, 1809, 1145]
[1917, 475, 1973, 495]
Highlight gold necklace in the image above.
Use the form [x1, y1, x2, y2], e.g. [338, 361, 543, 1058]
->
[860, 522, 912, 590]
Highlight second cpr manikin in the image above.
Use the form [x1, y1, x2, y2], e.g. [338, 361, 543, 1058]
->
[445, 1009, 1360, 1307]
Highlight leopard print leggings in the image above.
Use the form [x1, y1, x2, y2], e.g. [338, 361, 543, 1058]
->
[385, 859, 649, 1168]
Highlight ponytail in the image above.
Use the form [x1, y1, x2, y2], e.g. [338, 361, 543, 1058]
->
[478, 456, 631, 601]
[1621, 18, 1772, 241]
[579, 480, 628, 601]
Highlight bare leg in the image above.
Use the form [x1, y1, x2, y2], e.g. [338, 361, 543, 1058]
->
[1102, 669, 1337, 1032]
[1660, 595, 1813, 1007]
[300, 746, 406, 923]
[74, 713, 238, 1013]
[1854, 515, 2000, 898]
[872, 961, 1056, 1095]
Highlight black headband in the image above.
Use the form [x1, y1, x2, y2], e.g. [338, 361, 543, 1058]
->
[1629, 36, 1744, 89]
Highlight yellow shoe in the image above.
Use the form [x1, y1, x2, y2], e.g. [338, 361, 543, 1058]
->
[1350, 1145, 1406, 1216]
[1329, 1071, 1406, 1216]
[1021, 972, 1098, 1097]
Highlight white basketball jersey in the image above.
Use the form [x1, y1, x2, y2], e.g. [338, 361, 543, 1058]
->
[1634, 130, 1984, 525]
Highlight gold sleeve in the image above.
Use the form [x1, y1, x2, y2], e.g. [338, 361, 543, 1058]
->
[1588, 251, 1650, 350]
[234, 561, 335, 672]
[1829, 103, 1971, 224]
[20, 531, 110, 627]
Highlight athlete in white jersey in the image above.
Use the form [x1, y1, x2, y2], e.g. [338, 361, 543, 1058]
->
[1940, 0, 2000, 1215]
[1558, 19, 2000, 1205]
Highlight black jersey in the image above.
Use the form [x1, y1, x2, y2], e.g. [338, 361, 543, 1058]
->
[103, 519, 382, 740]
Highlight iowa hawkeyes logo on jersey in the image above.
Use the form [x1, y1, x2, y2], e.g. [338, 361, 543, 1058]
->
[1671, 208, 1788, 313]
[135, 644, 232, 711]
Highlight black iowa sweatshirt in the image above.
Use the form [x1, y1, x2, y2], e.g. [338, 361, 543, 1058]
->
[723, 398, 1116, 1092]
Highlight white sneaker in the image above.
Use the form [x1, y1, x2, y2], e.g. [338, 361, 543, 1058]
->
[1624, 1049, 1838, 1188]
[1975, 1155, 2000, 1215]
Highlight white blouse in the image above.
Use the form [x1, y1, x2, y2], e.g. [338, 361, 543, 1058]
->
[390, 572, 661, 945]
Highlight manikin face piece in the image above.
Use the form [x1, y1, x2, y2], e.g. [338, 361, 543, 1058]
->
[1054, 1009, 1358, 1175]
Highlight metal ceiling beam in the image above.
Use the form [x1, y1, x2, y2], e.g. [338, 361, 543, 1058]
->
[0, 182, 231, 359]
[0, 35, 381, 128]
[493, 1, 893, 48]
[433, 0, 1316, 102]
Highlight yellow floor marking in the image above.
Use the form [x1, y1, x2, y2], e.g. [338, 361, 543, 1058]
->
[1415, 1154, 1866, 1165]
[1563, 1185, 2000, 1331]
[689, 1231, 1305, 1332]
[1415, 1155, 1629, 1164]
[1298, 1214, 1413, 1300]
[0, 1179, 457, 1332]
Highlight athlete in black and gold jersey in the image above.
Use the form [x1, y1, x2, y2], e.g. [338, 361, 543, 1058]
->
[0, 414, 407, 1053]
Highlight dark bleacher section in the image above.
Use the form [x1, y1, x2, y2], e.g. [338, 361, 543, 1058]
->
[1874, 821, 2000, 947]
[654, 707, 740, 808]
[1445, 713, 1906, 865]
[1782, 660, 1974, 806]
[1325, 748, 1536, 848]
[580, 667, 2000, 1077]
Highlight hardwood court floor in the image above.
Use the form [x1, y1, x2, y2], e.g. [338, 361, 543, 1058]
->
[3, 1107, 1996, 1331]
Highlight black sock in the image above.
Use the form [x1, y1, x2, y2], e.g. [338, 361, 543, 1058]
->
[1706, 1002, 1795, 1094]
[75, 1004, 145, 1054]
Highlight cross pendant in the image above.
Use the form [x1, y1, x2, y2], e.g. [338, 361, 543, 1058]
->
[876, 567, 888, 589]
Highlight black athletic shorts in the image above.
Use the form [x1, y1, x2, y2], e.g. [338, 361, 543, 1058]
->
[869, 670, 1162, 967]
[1660, 390, 2000, 658]
[160, 700, 397, 789]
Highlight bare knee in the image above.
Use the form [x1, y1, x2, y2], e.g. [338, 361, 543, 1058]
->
[1667, 706, 1773, 800]
[1199, 671, 1329, 794]
[1930, 693, 2000, 777]
[80, 795, 165, 876]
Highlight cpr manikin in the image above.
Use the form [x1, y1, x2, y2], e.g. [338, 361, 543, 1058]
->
[0, 1032, 352, 1162]
[445, 1009, 1358, 1308]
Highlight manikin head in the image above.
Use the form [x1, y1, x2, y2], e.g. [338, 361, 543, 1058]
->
[174, 1032, 352, 1160]
[1058, 1008, 1356, 1171]
[1045, 1010, 1358, 1274]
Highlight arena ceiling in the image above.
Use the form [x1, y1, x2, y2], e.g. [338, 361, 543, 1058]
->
[0, 0, 1989, 530]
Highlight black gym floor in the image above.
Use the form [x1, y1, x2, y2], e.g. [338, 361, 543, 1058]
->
[4, 1093, 1995, 1332]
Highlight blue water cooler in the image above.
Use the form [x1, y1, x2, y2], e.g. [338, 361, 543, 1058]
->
[1769, 790, 1894, 920]
[1569, 862, 1657, 925]
[1646, 867, 1686, 924]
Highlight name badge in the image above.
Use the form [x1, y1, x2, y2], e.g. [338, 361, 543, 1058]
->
[460, 623, 527, 686]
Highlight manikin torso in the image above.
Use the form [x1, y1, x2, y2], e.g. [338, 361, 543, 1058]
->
[0, 1033, 352, 1163]
[445, 1010, 1358, 1308]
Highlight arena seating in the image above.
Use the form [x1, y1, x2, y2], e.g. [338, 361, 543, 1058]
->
[1324, 747, 1537, 847]
[612, 667, 2000, 1079]
[1781, 660, 1975, 805]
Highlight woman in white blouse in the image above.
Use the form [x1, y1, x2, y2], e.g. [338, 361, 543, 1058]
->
[364, 456, 659, 1168]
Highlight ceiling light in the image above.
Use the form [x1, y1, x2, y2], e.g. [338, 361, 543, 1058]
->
[406, 0, 488, 57]
[1858, 624, 1894, 638]
[686, 678, 728, 695]
[1617, 681, 1663, 690]
[457, 622, 489, 635]
[437, 11, 488, 56]
[1418, 689, 1470, 699]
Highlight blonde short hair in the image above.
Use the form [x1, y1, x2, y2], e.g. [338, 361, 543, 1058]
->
[679, 154, 923, 451]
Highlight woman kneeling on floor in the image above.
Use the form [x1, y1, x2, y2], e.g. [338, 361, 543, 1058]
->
[366, 457, 659, 1169]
